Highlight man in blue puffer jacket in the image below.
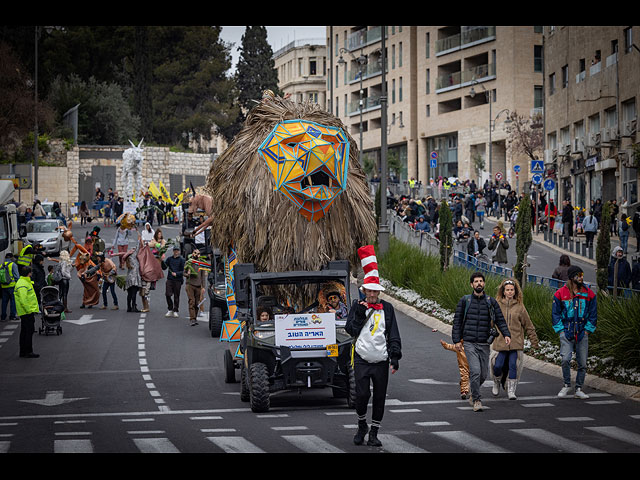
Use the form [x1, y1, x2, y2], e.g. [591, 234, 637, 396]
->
[552, 265, 597, 399]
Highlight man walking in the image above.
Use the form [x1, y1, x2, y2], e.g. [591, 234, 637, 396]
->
[164, 246, 185, 318]
[0, 253, 20, 321]
[452, 272, 511, 412]
[15, 265, 40, 358]
[346, 245, 402, 447]
[552, 265, 597, 399]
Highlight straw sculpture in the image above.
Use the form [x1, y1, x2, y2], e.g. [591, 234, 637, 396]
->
[203, 92, 376, 275]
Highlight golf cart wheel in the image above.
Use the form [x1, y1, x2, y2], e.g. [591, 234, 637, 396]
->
[346, 362, 357, 409]
[224, 349, 236, 383]
[249, 362, 270, 413]
[240, 365, 250, 402]
[209, 306, 223, 338]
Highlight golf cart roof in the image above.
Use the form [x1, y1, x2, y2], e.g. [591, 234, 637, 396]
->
[248, 269, 349, 286]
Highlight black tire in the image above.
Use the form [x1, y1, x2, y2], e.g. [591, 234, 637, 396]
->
[346, 362, 357, 409]
[240, 365, 250, 402]
[224, 349, 236, 383]
[209, 306, 223, 338]
[248, 362, 270, 413]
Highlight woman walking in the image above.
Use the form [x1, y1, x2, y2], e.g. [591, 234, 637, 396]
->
[490, 278, 539, 400]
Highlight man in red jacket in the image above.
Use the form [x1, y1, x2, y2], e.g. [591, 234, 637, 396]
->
[545, 198, 558, 232]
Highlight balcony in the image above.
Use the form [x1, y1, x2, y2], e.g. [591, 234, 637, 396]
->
[347, 60, 385, 84]
[348, 26, 386, 51]
[435, 63, 496, 93]
[436, 26, 496, 56]
[347, 94, 382, 116]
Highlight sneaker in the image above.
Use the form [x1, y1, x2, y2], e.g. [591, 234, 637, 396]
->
[99, 306, 107, 310]
[112, 305, 118, 310]
[574, 388, 590, 399]
[557, 385, 572, 398]
[172, 311, 179, 318]
[473, 400, 483, 412]
[165, 311, 173, 317]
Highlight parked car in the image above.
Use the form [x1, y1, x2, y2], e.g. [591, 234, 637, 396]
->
[26, 219, 68, 256]
[40, 202, 55, 218]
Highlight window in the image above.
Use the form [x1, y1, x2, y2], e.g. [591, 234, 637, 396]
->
[426, 104, 431, 117]
[399, 77, 403, 102]
[392, 79, 396, 104]
[562, 65, 568, 88]
[426, 69, 430, 94]
[534, 86, 543, 109]
[392, 45, 396, 69]
[549, 72, 556, 95]
[309, 57, 317, 76]
[425, 32, 430, 59]
[624, 27, 633, 53]
[623, 165, 638, 204]
[534, 45, 543, 72]
[399, 42, 403, 68]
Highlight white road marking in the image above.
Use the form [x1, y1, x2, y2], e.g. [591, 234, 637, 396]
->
[511, 428, 605, 453]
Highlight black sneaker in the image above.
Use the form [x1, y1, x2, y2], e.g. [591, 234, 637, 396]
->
[353, 421, 368, 445]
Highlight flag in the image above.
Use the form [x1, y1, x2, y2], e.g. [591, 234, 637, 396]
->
[148, 182, 162, 200]
[159, 181, 173, 204]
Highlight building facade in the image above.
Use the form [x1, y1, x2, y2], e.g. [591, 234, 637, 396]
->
[327, 26, 544, 191]
[543, 26, 639, 216]
[273, 38, 327, 106]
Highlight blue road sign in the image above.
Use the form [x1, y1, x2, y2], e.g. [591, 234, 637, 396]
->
[543, 178, 556, 191]
[430, 158, 437, 169]
[431, 151, 438, 159]
[532, 173, 543, 185]
[531, 160, 544, 173]
[514, 165, 521, 173]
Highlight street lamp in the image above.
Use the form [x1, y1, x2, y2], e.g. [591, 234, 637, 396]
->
[337, 48, 368, 167]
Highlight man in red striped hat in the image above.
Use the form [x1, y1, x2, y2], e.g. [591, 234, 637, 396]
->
[346, 245, 402, 448]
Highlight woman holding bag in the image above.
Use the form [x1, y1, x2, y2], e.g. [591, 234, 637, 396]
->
[490, 278, 539, 400]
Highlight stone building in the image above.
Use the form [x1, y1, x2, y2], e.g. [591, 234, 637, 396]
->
[543, 25, 639, 215]
[273, 38, 327, 106]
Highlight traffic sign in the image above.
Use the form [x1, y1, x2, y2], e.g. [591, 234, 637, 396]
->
[514, 165, 521, 173]
[430, 158, 437, 169]
[495, 171, 503, 181]
[530, 160, 544, 173]
[532, 173, 543, 185]
[431, 151, 438, 159]
[543, 178, 556, 191]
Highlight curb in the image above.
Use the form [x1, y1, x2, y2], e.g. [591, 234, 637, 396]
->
[380, 291, 640, 403]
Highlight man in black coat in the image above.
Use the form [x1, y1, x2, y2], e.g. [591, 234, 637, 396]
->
[562, 200, 574, 239]
[452, 272, 511, 412]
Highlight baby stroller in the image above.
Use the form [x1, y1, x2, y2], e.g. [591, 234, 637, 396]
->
[39, 286, 65, 336]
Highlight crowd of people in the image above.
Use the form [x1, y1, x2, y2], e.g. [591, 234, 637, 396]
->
[390, 177, 640, 289]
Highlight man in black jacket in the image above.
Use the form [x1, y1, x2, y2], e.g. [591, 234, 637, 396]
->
[346, 245, 402, 447]
[453, 272, 511, 412]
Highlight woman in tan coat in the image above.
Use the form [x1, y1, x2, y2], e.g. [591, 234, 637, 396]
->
[490, 278, 539, 400]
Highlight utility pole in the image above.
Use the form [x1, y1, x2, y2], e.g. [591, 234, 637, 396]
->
[378, 27, 389, 255]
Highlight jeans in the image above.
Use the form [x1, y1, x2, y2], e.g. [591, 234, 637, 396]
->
[102, 281, 118, 306]
[465, 342, 490, 402]
[494, 350, 518, 380]
[559, 333, 589, 388]
[620, 234, 628, 253]
[1, 287, 17, 319]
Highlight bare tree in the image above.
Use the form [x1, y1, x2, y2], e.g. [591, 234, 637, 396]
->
[505, 111, 543, 161]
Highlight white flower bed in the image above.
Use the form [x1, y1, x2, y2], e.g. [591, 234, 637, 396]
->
[380, 278, 640, 387]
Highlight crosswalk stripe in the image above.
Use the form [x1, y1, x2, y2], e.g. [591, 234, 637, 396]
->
[511, 428, 605, 453]
[133, 437, 180, 453]
[378, 434, 429, 453]
[586, 426, 640, 447]
[54, 439, 93, 453]
[0, 441, 9, 453]
[207, 436, 265, 453]
[431, 431, 510, 453]
[282, 435, 344, 453]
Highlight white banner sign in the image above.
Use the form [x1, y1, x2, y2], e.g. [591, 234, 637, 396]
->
[123, 201, 137, 214]
[275, 313, 336, 349]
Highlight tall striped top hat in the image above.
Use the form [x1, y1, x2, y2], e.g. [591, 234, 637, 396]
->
[358, 245, 385, 291]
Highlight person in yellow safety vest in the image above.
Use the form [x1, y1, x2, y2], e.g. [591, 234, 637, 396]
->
[1, 252, 20, 321]
[18, 244, 34, 268]
[15, 265, 40, 358]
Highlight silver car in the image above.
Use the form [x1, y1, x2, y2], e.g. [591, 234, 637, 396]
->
[26, 219, 68, 255]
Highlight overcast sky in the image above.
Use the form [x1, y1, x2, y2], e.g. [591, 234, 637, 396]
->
[220, 26, 326, 73]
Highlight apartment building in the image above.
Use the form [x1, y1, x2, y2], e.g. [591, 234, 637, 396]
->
[543, 26, 639, 214]
[273, 38, 327, 106]
[327, 26, 544, 190]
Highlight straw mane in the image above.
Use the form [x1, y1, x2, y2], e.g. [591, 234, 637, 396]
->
[203, 94, 376, 274]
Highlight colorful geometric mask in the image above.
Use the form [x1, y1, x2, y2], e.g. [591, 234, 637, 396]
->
[258, 120, 350, 222]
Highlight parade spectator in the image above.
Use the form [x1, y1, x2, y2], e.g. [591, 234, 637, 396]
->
[488, 225, 509, 265]
[552, 265, 596, 399]
[164, 246, 185, 318]
[80, 201, 90, 226]
[551, 254, 571, 281]
[0, 253, 19, 321]
[33, 200, 46, 219]
[582, 210, 598, 248]
[51, 250, 73, 313]
[475, 193, 486, 229]
[619, 214, 630, 254]
[452, 272, 511, 412]
[561, 200, 574, 239]
[414, 216, 430, 233]
[608, 246, 631, 289]
[32, 254, 46, 308]
[141, 222, 155, 245]
[491, 278, 539, 400]
[610, 199, 619, 236]
[113, 225, 132, 269]
[15, 265, 40, 358]
[545, 198, 558, 232]
[346, 245, 402, 447]
[633, 207, 640, 252]
[467, 230, 487, 258]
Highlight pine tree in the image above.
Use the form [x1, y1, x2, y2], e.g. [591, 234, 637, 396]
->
[235, 26, 282, 113]
[596, 201, 612, 291]
[439, 200, 453, 271]
[514, 193, 532, 285]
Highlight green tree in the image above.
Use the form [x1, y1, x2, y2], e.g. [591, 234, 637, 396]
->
[596, 201, 612, 291]
[514, 193, 532, 285]
[439, 200, 453, 271]
[235, 26, 281, 113]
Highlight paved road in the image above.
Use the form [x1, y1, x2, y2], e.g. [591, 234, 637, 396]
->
[0, 221, 639, 454]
